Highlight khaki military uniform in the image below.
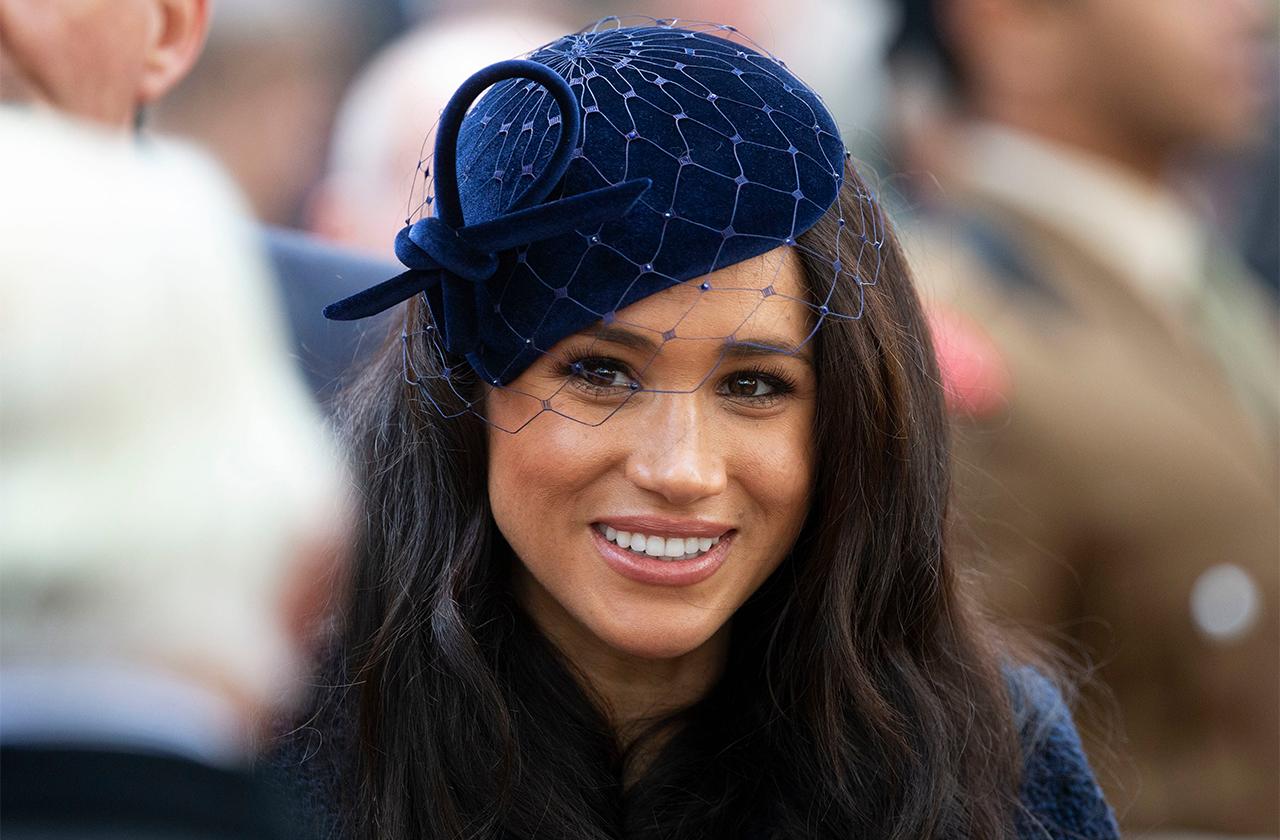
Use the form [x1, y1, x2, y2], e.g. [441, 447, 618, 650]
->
[908, 126, 1279, 836]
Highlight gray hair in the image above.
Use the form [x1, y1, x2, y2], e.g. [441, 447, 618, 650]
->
[0, 111, 350, 715]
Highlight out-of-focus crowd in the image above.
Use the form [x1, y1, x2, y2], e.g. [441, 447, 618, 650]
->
[1, 0, 1275, 838]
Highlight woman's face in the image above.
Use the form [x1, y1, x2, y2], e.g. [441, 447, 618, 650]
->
[487, 248, 816, 661]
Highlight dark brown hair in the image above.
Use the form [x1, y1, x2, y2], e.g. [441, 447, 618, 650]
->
[328, 159, 1025, 838]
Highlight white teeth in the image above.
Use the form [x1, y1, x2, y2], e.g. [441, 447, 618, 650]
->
[597, 525, 724, 561]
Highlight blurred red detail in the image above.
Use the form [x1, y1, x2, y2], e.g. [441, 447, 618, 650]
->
[926, 305, 1012, 418]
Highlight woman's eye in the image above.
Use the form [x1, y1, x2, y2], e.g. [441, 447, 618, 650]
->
[722, 373, 776, 399]
[570, 358, 635, 390]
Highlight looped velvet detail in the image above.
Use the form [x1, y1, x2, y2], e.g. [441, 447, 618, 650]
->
[323, 58, 651, 357]
[397, 218, 497, 282]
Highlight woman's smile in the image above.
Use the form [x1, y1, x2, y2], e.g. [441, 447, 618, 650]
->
[589, 517, 735, 587]
[595, 524, 723, 560]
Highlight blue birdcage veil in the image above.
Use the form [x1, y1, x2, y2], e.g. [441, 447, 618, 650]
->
[325, 17, 887, 433]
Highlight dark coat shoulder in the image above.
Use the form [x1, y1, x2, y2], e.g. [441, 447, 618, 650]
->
[1010, 667, 1119, 840]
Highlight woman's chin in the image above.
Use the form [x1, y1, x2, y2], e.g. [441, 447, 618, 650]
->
[586, 611, 725, 662]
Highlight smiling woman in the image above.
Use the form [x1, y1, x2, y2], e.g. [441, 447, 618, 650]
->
[272, 18, 1118, 840]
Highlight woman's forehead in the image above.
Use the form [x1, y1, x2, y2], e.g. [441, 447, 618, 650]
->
[578, 247, 813, 350]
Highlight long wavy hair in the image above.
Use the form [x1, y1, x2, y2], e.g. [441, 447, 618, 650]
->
[326, 160, 1025, 839]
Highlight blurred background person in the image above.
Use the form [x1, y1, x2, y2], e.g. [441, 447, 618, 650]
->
[0, 109, 351, 839]
[884, 0, 1279, 836]
[0, 0, 402, 400]
[0, 0, 210, 128]
[144, 0, 410, 400]
[306, 11, 570, 260]
[151, 0, 375, 227]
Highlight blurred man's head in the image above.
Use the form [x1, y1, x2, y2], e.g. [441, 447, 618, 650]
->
[891, 0, 1271, 167]
[0, 0, 210, 127]
[0, 111, 350, 732]
[308, 12, 566, 258]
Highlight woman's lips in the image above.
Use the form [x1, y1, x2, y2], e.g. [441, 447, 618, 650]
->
[595, 515, 732, 539]
[591, 525, 733, 587]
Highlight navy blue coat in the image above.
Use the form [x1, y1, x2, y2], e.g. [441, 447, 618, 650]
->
[1007, 667, 1119, 839]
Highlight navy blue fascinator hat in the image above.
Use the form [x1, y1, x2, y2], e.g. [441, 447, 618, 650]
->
[325, 18, 849, 389]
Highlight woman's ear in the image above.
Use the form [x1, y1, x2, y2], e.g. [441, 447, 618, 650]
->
[136, 0, 210, 106]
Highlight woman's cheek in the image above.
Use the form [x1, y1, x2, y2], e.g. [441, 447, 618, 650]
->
[487, 412, 617, 550]
[738, 410, 814, 509]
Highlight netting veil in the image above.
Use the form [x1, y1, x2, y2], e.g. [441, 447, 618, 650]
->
[325, 18, 885, 432]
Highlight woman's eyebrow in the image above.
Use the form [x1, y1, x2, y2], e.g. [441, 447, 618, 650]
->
[587, 326, 660, 354]
[587, 326, 814, 364]
[723, 335, 814, 364]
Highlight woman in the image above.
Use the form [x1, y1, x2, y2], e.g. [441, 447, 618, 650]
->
[275, 19, 1118, 840]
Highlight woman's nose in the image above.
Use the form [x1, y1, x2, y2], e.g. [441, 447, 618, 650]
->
[623, 394, 727, 506]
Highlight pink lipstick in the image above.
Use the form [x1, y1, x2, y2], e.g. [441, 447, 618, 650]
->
[590, 523, 733, 587]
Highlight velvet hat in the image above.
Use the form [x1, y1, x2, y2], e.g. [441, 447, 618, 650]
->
[325, 19, 849, 388]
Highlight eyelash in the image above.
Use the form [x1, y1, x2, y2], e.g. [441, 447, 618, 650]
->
[554, 351, 798, 407]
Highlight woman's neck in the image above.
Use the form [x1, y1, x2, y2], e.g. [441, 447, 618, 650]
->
[514, 568, 729, 740]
